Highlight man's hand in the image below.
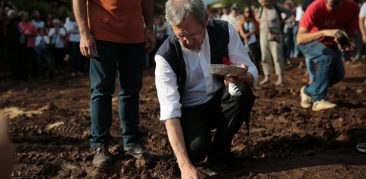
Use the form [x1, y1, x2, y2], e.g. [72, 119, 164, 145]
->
[145, 28, 156, 53]
[180, 161, 201, 179]
[333, 30, 354, 55]
[79, 32, 97, 58]
[224, 64, 248, 85]
[362, 35, 366, 44]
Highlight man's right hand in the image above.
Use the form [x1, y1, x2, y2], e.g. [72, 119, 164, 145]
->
[79, 32, 97, 58]
[180, 162, 200, 179]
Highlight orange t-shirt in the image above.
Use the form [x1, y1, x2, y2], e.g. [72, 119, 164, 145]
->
[87, 0, 145, 43]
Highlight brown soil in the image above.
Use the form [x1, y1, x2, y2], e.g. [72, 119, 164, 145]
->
[1, 58, 366, 178]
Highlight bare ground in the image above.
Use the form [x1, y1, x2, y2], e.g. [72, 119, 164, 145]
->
[1, 58, 366, 178]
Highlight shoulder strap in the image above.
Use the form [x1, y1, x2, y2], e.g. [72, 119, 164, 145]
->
[259, 7, 263, 18]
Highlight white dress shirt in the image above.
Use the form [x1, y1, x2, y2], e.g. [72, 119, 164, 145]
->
[155, 24, 258, 121]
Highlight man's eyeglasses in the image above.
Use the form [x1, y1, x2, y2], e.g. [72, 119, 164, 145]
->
[175, 28, 205, 42]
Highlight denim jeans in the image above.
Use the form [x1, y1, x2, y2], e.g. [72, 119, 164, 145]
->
[305, 56, 315, 82]
[292, 24, 300, 58]
[89, 41, 145, 149]
[298, 40, 344, 102]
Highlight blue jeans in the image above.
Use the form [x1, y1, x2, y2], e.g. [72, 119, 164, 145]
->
[298, 41, 344, 102]
[89, 41, 145, 149]
[305, 56, 315, 82]
[292, 24, 300, 58]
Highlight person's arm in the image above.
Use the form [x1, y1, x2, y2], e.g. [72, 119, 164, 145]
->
[142, 0, 156, 53]
[296, 26, 340, 44]
[165, 119, 199, 179]
[73, 0, 96, 58]
[360, 16, 366, 43]
[227, 23, 258, 86]
[237, 19, 247, 41]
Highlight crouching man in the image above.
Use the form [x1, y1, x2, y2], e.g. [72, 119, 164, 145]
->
[154, 0, 258, 178]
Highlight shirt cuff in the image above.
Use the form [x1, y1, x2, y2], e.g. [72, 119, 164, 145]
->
[159, 103, 182, 121]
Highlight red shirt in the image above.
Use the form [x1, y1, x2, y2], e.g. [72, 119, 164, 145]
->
[18, 21, 36, 48]
[300, 0, 359, 45]
[87, 0, 145, 43]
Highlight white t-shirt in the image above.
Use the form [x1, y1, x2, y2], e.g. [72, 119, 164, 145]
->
[32, 20, 45, 29]
[48, 27, 67, 48]
[64, 19, 80, 42]
[359, 2, 366, 28]
[35, 35, 50, 47]
[295, 5, 303, 22]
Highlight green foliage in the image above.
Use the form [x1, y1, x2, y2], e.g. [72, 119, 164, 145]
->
[13, 0, 51, 16]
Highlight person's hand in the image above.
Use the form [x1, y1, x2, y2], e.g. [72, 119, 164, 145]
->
[224, 64, 248, 85]
[322, 29, 340, 37]
[0, 112, 15, 179]
[79, 32, 97, 58]
[362, 35, 366, 44]
[145, 28, 156, 53]
[179, 162, 200, 179]
[333, 30, 354, 54]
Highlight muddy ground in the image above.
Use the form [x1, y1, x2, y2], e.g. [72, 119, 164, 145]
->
[1, 58, 366, 178]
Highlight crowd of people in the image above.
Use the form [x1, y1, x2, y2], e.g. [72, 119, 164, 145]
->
[0, 0, 366, 178]
[0, 0, 87, 80]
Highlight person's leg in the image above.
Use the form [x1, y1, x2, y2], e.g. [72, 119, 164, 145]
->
[292, 24, 300, 58]
[211, 85, 255, 161]
[180, 103, 214, 163]
[269, 39, 284, 85]
[299, 41, 337, 102]
[305, 56, 316, 83]
[117, 43, 145, 150]
[260, 32, 273, 84]
[328, 46, 344, 87]
[89, 41, 119, 150]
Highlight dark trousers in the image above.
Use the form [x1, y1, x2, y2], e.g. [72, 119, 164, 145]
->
[89, 41, 145, 149]
[181, 84, 255, 163]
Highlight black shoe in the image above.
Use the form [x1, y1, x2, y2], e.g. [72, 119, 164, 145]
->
[92, 147, 111, 167]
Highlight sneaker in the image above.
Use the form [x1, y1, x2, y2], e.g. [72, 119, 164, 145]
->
[124, 145, 144, 158]
[312, 100, 336, 111]
[357, 143, 366, 153]
[300, 86, 311, 108]
[92, 147, 111, 167]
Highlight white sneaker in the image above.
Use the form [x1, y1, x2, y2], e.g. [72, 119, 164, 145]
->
[312, 100, 336, 111]
[300, 86, 311, 108]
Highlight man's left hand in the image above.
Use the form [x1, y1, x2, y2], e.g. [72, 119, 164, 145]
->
[224, 64, 248, 85]
[145, 29, 156, 53]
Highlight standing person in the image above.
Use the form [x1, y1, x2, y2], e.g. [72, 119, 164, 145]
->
[64, 12, 82, 76]
[359, 0, 366, 84]
[155, 0, 257, 178]
[73, 0, 156, 167]
[297, 0, 359, 111]
[6, 9, 24, 80]
[48, 19, 66, 73]
[257, 0, 287, 86]
[227, 3, 243, 30]
[238, 7, 261, 71]
[18, 11, 38, 78]
[31, 10, 45, 29]
[35, 27, 54, 79]
[220, 6, 230, 21]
